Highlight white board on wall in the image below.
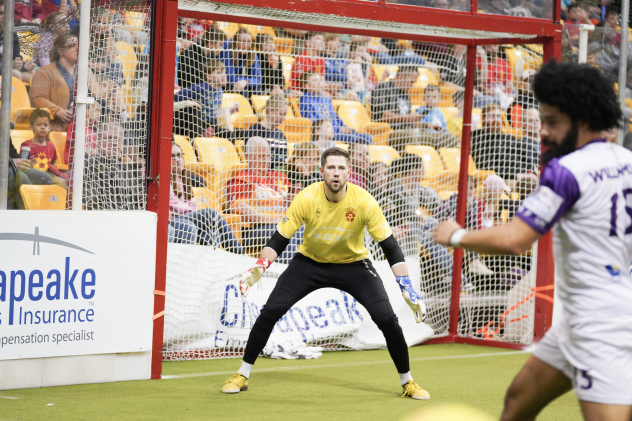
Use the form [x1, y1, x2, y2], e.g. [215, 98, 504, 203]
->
[0, 211, 157, 361]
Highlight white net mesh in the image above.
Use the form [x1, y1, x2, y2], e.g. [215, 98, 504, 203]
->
[161, 22, 544, 360]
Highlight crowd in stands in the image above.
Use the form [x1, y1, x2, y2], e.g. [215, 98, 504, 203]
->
[6, 8, 628, 284]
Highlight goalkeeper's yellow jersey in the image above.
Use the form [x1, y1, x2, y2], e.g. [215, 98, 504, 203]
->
[277, 182, 392, 264]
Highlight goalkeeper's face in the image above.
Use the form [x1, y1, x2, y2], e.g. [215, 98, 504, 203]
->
[321, 156, 349, 194]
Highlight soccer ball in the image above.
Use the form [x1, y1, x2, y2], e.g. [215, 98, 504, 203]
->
[403, 403, 495, 421]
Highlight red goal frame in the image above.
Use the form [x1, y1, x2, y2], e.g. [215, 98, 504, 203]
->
[146, 0, 561, 379]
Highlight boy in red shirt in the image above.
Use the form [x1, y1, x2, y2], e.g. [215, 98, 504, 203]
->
[21, 109, 68, 189]
[290, 32, 326, 90]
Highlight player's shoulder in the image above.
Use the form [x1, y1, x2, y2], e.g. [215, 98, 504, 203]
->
[294, 181, 323, 203]
[347, 183, 379, 207]
[558, 141, 632, 173]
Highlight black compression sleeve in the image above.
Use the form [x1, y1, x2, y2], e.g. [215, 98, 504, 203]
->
[379, 235, 406, 268]
[265, 230, 291, 257]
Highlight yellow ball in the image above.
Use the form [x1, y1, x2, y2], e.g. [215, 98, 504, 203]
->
[403, 403, 495, 421]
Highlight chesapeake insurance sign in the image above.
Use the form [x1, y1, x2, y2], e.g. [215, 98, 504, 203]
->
[0, 211, 156, 360]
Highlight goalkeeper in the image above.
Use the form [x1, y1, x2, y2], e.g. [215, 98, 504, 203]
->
[222, 147, 430, 400]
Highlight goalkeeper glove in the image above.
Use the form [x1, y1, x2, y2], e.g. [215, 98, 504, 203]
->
[396, 276, 427, 323]
[240, 258, 272, 298]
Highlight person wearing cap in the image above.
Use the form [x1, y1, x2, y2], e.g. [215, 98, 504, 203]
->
[478, 174, 512, 228]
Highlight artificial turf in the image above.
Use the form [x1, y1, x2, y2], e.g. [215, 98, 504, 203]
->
[0, 344, 582, 421]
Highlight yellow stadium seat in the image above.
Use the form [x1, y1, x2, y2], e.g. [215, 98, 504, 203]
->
[409, 87, 425, 107]
[281, 55, 295, 89]
[0, 77, 33, 125]
[337, 101, 392, 146]
[192, 186, 221, 212]
[439, 107, 459, 122]
[372, 65, 398, 83]
[274, 37, 295, 56]
[414, 68, 438, 89]
[218, 22, 240, 39]
[335, 142, 350, 151]
[10, 130, 34, 152]
[117, 43, 138, 88]
[235, 138, 246, 162]
[369, 145, 400, 166]
[439, 85, 456, 107]
[193, 137, 248, 207]
[438, 191, 456, 201]
[49, 131, 68, 171]
[125, 11, 147, 29]
[240, 24, 276, 38]
[438, 147, 495, 184]
[20, 185, 66, 210]
[222, 93, 255, 129]
[173, 134, 215, 186]
[405, 145, 457, 191]
[279, 117, 312, 143]
[288, 96, 301, 118]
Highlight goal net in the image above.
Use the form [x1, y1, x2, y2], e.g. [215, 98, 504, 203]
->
[12, 0, 549, 361]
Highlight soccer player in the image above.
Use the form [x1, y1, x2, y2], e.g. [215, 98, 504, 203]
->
[221, 147, 430, 400]
[433, 61, 632, 421]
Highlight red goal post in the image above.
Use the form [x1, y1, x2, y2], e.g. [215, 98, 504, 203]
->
[146, 0, 562, 379]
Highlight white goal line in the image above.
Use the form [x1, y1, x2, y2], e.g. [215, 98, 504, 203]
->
[161, 349, 532, 380]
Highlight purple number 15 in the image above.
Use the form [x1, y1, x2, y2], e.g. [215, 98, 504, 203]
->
[609, 189, 632, 236]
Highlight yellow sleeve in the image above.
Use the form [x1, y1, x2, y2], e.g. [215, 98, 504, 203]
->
[277, 193, 306, 239]
[366, 197, 393, 243]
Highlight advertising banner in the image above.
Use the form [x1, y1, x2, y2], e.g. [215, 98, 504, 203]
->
[0, 211, 157, 361]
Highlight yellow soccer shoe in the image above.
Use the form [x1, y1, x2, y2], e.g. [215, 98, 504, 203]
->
[222, 373, 248, 394]
[401, 380, 430, 400]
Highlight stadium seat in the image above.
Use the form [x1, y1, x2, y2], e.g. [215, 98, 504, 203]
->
[409, 87, 426, 107]
[10, 130, 34, 152]
[439, 107, 459, 122]
[218, 21, 240, 39]
[49, 131, 68, 171]
[438, 147, 495, 184]
[336, 101, 392, 146]
[117, 42, 138, 88]
[222, 93, 256, 129]
[274, 37, 295, 56]
[0, 76, 34, 126]
[20, 185, 66, 210]
[414, 68, 438, 88]
[235, 138, 246, 162]
[288, 96, 301, 117]
[124, 11, 147, 29]
[280, 55, 295, 89]
[279, 117, 312, 143]
[335, 142, 350, 151]
[240, 24, 276, 38]
[190, 186, 250, 241]
[173, 134, 215, 188]
[193, 137, 248, 208]
[405, 145, 457, 191]
[368, 145, 400, 166]
[372, 65, 398, 83]
[438, 85, 456, 107]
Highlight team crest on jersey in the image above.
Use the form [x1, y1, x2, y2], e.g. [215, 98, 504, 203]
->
[316, 208, 322, 217]
[345, 207, 356, 222]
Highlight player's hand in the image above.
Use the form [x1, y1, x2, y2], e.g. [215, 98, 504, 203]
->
[431, 219, 462, 246]
[396, 276, 426, 323]
[239, 258, 272, 298]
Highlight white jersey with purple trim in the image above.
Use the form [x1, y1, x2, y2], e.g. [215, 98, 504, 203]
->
[517, 140, 632, 404]
[517, 140, 632, 341]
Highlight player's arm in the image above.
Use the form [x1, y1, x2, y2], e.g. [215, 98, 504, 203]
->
[378, 235, 427, 323]
[432, 217, 542, 255]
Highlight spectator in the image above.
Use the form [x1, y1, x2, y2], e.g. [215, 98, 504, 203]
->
[564, 4, 591, 45]
[19, 109, 68, 189]
[243, 93, 289, 167]
[255, 33, 284, 95]
[415, 84, 448, 131]
[348, 143, 370, 189]
[40, 0, 78, 29]
[439, 44, 499, 109]
[311, 119, 337, 152]
[222, 27, 262, 97]
[476, 44, 515, 110]
[63, 99, 101, 165]
[274, 27, 307, 56]
[14, 0, 46, 26]
[177, 28, 226, 89]
[517, 107, 541, 174]
[299, 71, 372, 144]
[290, 32, 326, 90]
[322, 33, 347, 99]
[0, 0, 24, 80]
[470, 104, 521, 180]
[287, 141, 321, 200]
[91, 72, 127, 121]
[88, 12, 126, 88]
[345, 43, 377, 104]
[168, 143, 243, 252]
[477, 174, 512, 228]
[370, 66, 457, 152]
[508, 69, 538, 128]
[173, 58, 238, 138]
[226, 137, 297, 263]
[31, 33, 77, 132]
[377, 38, 429, 66]
[83, 122, 145, 210]
[33, 12, 70, 67]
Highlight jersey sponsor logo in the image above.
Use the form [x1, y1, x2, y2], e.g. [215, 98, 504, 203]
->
[345, 207, 356, 222]
[280, 216, 289, 225]
[589, 163, 632, 182]
[605, 264, 623, 282]
[518, 186, 564, 225]
[307, 227, 357, 245]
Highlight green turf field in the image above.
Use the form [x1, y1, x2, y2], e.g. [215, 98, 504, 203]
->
[0, 344, 582, 421]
